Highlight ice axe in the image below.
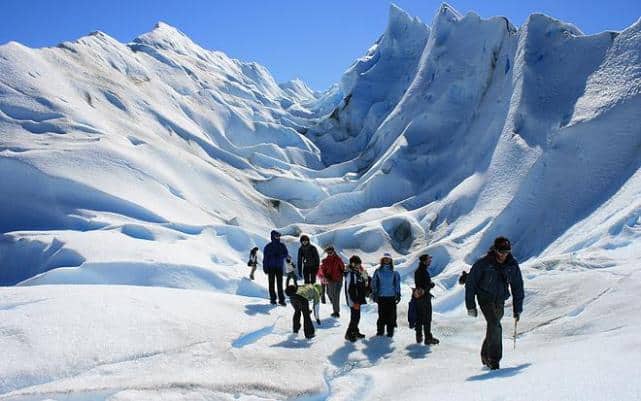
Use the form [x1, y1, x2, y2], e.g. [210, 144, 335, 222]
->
[513, 318, 518, 350]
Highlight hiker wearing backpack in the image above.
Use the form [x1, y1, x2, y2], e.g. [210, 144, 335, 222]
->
[297, 235, 320, 284]
[319, 246, 345, 317]
[247, 247, 259, 280]
[414, 254, 439, 345]
[285, 283, 323, 339]
[371, 253, 401, 337]
[465, 236, 524, 370]
[344, 255, 369, 342]
[263, 230, 289, 306]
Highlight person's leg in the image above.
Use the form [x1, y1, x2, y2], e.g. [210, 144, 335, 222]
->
[494, 303, 504, 362]
[327, 281, 338, 315]
[345, 306, 358, 341]
[331, 281, 342, 315]
[310, 268, 318, 284]
[302, 301, 315, 338]
[320, 283, 327, 303]
[268, 271, 276, 303]
[250, 264, 256, 280]
[276, 271, 285, 304]
[480, 302, 504, 368]
[415, 298, 425, 343]
[389, 299, 397, 336]
[293, 302, 301, 333]
[303, 267, 311, 284]
[425, 297, 438, 344]
[376, 300, 385, 335]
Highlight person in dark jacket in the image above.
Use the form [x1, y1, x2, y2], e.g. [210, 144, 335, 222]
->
[465, 236, 524, 370]
[285, 285, 316, 339]
[371, 253, 401, 337]
[247, 247, 259, 280]
[344, 255, 369, 342]
[319, 246, 345, 317]
[297, 235, 320, 284]
[263, 230, 289, 306]
[414, 254, 439, 345]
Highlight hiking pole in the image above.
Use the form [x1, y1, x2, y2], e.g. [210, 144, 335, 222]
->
[513, 318, 518, 350]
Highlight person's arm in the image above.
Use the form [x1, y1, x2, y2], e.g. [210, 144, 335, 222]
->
[371, 270, 379, 299]
[262, 244, 270, 273]
[394, 271, 401, 298]
[465, 261, 482, 311]
[414, 268, 422, 289]
[312, 246, 320, 268]
[297, 247, 303, 277]
[511, 262, 525, 317]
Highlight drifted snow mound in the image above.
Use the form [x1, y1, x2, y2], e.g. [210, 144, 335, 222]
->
[1, 4, 641, 291]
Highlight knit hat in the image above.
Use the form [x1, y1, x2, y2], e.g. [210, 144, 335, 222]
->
[300, 235, 310, 243]
[494, 237, 512, 252]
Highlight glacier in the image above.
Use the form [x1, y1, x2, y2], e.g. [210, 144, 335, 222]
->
[1, 3, 640, 400]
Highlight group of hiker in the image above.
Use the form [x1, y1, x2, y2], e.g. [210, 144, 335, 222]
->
[248, 231, 524, 370]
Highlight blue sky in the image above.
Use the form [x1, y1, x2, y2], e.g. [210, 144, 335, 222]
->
[1, 0, 639, 90]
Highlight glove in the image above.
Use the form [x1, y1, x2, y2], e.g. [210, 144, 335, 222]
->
[468, 308, 478, 318]
[395, 295, 401, 304]
[514, 313, 520, 322]
[316, 318, 321, 325]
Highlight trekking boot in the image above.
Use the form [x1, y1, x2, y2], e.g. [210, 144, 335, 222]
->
[356, 332, 366, 339]
[386, 328, 394, 338]
[425, 336, 440, 345]
[270, 300, 277, 305]
[481, 356, 489, 367]
[278, 300, 287, 306]
[345, 331, 357, 342]
[416, 333, 423, 344]
[489, 361, 500, 370]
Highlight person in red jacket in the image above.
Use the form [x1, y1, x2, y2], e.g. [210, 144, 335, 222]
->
[319, 246, 345, 317]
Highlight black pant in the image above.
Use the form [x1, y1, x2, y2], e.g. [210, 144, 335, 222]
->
[377, 297, 397, 335]
[291, 296, 315, 338]
[303, 267, 318, 284]
[268, 270, 284, 303]
[347, 306, 361, 335]
[480, 302, 505, 364]
[415, 296, 433, 339]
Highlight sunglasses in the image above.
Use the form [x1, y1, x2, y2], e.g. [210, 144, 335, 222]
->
[496, 249, 511, 255]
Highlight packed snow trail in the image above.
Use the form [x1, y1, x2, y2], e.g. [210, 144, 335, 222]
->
[2, 257, 640, 401]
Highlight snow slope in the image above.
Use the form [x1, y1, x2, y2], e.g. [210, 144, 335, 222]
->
[1, 3, 641, 400]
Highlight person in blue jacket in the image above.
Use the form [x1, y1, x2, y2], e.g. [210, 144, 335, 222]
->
[263, 230, 289, 305]
[371, 253, 401, 337]
[465, 236, 524, 370]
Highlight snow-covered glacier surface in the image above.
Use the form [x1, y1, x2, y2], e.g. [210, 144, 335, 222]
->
[1, 4, 640, 400]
